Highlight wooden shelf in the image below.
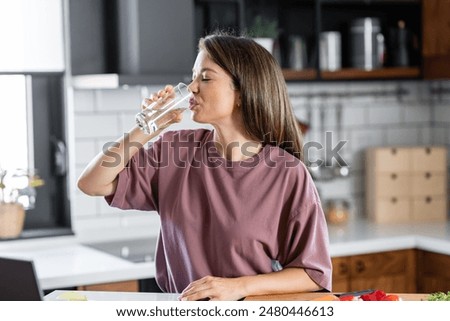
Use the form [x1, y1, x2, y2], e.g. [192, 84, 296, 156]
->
[321, 67, 421, 80]
[282, 68, 318, 81]
[282, 67, 421, 81]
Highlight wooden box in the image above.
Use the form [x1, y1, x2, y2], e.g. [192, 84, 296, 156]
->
[366, 146, 448, 223]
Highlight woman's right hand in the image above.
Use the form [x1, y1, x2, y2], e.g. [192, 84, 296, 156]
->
[141, 85, 184, 131]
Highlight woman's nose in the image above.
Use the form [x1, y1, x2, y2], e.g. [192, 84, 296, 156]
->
[187, 80, 198, 94]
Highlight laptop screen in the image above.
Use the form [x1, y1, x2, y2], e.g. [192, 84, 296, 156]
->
[0, 257, 43, 301]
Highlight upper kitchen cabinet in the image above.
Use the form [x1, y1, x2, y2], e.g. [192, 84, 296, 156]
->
[422, 0, 450, 79]
[68, 0, 195, 88]
[271, 0, 423, 81]
[247, 0, 449, 81]
[0, 0, 65, 73]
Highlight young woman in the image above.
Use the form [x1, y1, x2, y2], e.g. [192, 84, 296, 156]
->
[78, 33, 332, 301]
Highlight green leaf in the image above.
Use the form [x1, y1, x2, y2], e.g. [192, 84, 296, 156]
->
[427, 291, 450, 301]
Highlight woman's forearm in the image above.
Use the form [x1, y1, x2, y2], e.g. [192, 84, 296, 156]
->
[180, 267, 322, 301]
[240, 268, 322, 298]
[77, 125, 155, 196]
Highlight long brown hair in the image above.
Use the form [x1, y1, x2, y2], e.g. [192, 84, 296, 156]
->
[199, 33, 303, 160]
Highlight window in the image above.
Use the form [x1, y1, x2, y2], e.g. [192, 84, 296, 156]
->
[0, 76, 29, 171]
[0, 74, 71, 238]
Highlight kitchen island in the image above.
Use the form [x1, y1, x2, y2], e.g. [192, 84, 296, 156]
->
[0, 219, 449, 291]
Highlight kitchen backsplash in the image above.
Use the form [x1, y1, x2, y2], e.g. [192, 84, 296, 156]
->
[70, 80, 450, 242]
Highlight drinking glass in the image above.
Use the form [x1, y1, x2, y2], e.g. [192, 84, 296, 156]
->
[136, 83, 192, 134]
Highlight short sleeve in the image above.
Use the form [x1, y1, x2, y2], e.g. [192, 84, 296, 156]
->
[105, 137, 162, 212]
[279, 201, 332, 292]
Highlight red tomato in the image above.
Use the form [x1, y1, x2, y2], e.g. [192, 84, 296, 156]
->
[361, 290, 386, 301]
[339, 295, 355, 301]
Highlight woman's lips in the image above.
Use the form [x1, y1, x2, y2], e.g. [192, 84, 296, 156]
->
[189, 97, 197, 110]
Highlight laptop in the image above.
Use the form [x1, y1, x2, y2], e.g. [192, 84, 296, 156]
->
[0, 256, 44, 301]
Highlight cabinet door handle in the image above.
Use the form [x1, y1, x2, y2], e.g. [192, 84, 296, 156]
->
[355, 260, 365, 273]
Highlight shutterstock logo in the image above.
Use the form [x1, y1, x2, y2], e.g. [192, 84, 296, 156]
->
[304, 131, 348, 168]
[100, 132, 349, 169]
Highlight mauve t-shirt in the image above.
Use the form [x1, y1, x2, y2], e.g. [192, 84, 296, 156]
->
[106, 129, 332, 293]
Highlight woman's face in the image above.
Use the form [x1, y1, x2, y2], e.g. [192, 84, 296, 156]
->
[188, 50, 240, 126]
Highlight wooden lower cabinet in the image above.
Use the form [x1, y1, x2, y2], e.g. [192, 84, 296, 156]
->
[77, 280, 139, 292]
[332, 249, 417, 293]
[417, 250, 450, 293]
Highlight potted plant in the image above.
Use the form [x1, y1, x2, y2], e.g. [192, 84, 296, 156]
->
[248, 15, 279, 54]
[0, 167, 44, 239]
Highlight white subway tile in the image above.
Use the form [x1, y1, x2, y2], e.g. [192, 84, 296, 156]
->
[432, 127, 449, 145]
[315, 178, 353, 200]
[419, 126, 433, 145]
[346, 149, 364, 173]
[74, 114, 119, 138]
[72, 215, 121, 242]
[73, 90, 96, 112]
[367, 103, 402, 125]
[386, 127, 420, 145]
[433, 103, 450, 123]
[341, 104, 367, 127]
[346, 81, 381, 104]
[97, 87, 142, 112]
[118, 211, 160, 230]
[398, 81, 430, 103]
[293, 107, 309, 125]
[74, 140, 97, 165]
[72, 193, 99, 217]
[119, 112, 137, 134]
[350, 127, 386, 152]
[402, 102, 432, 123]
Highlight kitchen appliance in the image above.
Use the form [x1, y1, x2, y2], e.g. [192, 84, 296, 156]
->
[84, 238, 161, 292]
[388, 20, 410, 67]
[319, 31, 341, 71]
[84, 238, 155, 263]
[349, 17, 385, 70]
[69, 0, 195, 88]
[288, 35, 308, 70]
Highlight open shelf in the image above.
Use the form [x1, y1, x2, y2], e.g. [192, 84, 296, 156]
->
[282, 67, 421, 81]
[282, 68, 318, 81]
[321, 67, 421, 80]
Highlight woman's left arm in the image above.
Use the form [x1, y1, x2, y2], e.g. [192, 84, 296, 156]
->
[179, 267, 321, 301]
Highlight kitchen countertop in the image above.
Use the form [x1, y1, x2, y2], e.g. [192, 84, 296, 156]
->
[328, 219, 450, 257]
[44, 290, 427, 301]
[0, 219, 449, 290]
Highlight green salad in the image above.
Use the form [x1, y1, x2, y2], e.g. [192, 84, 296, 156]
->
[427, 291, 450, 301]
